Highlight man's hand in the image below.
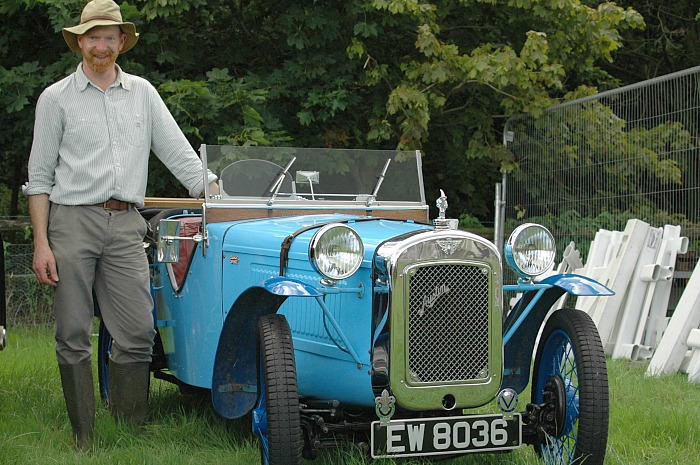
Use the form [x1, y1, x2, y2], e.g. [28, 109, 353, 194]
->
[208, 180, 220, 196]
[28, 193, 59, 286]
[32, 242, 59, 286]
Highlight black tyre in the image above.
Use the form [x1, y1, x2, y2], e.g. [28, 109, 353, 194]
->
[531, 309, 609, 465]
[252, 314, 302, 465]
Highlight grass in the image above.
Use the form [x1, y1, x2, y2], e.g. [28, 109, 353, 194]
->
[1, 325, 699, 465]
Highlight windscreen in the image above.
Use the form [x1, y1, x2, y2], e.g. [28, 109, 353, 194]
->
[201, 145, 425, 207]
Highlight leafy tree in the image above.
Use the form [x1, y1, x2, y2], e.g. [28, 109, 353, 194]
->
[0, 0, 81, 216]
[1, 0, 645, 220]
[601, 0, 700, 84]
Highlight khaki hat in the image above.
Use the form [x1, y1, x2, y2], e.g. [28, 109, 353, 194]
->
[62, 0, 139, 53]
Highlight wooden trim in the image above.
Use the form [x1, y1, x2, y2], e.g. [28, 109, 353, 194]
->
[144, 197, 428, 224]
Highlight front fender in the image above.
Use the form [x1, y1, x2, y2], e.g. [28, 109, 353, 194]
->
[211, 278, 320, 419]
[502, 274, 612, 394]
[539, 273, 614, 297]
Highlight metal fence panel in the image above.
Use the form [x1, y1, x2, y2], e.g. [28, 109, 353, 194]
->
[4, 244, 34, 277]
[503, 66, 700, 265]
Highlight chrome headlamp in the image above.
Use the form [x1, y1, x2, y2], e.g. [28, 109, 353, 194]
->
[504, 223, 556, 279]
[310, 224, 364, 280]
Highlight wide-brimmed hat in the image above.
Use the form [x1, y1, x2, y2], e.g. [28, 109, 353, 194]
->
[62, 0, 139, 53]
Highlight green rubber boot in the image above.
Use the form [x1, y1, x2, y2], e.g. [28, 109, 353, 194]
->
[108, 360, 150, 426]
[58, 361, 95, 451]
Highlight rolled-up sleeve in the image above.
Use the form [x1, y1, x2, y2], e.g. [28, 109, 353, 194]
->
[26, 90, 62, 196]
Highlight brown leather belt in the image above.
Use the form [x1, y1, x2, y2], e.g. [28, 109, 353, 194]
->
[92, 199, 133, 211]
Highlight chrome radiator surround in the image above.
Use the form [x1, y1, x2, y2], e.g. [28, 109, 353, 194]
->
[379, 230, 503, 411]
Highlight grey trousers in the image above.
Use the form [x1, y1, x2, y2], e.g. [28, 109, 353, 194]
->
[49, 204, 155, 365]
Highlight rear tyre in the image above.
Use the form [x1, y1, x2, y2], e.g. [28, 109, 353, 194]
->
[253, 314, 302, 465]
[531, 309, 609, 465]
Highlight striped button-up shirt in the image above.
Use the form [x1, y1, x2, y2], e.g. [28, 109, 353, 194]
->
[26, 63, 215, 206]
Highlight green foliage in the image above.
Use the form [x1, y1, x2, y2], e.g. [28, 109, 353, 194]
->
[458, 213, 484, 229]
[361, 0, 644, 155]
[600, 1, 700, 84]
[139, 0, 208, 20]
[0, 61, 44, 113]
[0, 0, 651, 214]
[0, 184, 25, 216]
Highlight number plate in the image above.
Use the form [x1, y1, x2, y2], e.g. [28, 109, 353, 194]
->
[371, 413, 521, 458]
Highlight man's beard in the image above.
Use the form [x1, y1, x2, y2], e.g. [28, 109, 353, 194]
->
[84, 50, 118, 74]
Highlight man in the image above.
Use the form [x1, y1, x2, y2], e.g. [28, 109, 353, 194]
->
[25, 0, 217, 450]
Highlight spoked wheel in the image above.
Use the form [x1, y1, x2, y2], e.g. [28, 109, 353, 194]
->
[97, 319, 113, 404]
[531, 309, 609, 465]
[252, 314, 302, 465]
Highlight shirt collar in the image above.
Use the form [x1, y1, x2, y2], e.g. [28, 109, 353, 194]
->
[75, 62, 131, 91]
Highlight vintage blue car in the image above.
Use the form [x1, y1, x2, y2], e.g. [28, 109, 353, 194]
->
[97, 145, 613, 465]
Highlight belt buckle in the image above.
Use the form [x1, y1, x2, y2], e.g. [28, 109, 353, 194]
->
[103, 200, 120, 211]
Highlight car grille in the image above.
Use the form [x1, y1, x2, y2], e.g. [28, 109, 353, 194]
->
[406, 263, 490, 383]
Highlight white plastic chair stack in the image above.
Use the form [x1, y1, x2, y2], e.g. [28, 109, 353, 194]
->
[609, 225, 689, 360]
[582, 219, 654, 356]
[685, 329, 700, 383]
[563, 220, 690, 362]
[609, 225, 663, 359]
[576, 229, 620, 315]
[646, 256, 700, 382]
[639, 226, 689, 350]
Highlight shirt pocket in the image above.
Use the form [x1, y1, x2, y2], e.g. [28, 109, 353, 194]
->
[64, 116, 105, 153]
[123, 112, 148, 149]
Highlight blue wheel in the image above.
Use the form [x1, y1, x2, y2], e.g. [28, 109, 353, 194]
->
[253, 314, 302, 465]
[531, 309, 608, 465]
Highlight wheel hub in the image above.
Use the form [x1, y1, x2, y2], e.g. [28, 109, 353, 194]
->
[540, 375, 567, 438]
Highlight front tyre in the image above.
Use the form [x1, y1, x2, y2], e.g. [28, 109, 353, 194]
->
[531, 309, 609, 465]
[253, 314, 302, 465]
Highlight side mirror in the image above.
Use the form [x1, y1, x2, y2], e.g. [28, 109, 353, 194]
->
[157, 219, 181, 263]
[295, 170, 319, 184]
[295, 170, 320, 200]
